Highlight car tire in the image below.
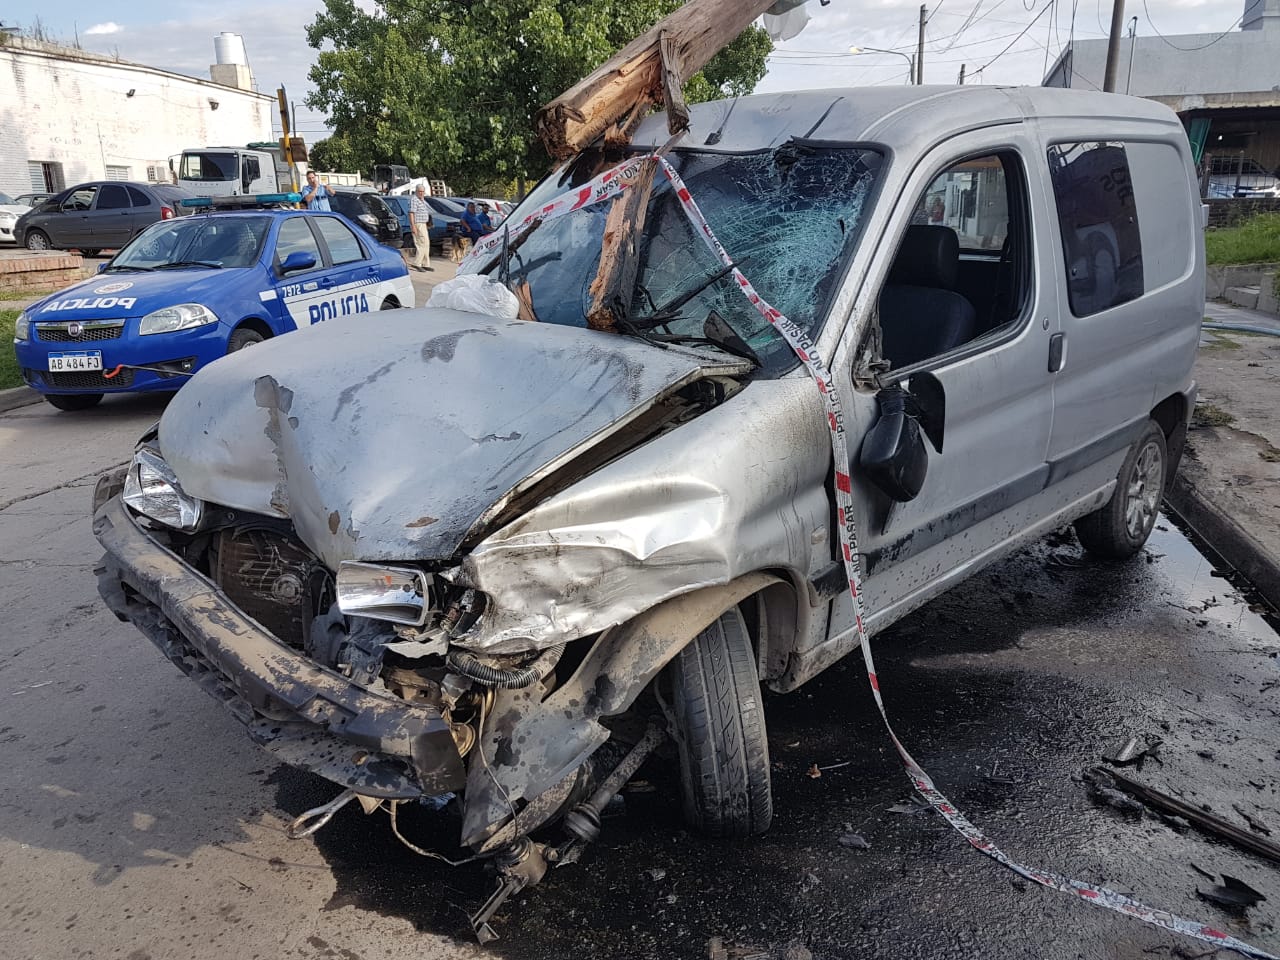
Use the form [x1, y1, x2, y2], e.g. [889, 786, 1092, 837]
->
[227, 327, 266, 352]
[79, 249, 101, 258]
[379, 297, 400, 310]
[25, 229, 51, 251]
[45, 393, 103, 411]
[1075, 419, 1167, 560]
[664, 607, 772, 838]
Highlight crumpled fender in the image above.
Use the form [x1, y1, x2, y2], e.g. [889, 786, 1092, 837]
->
[460, 570, 782, 850]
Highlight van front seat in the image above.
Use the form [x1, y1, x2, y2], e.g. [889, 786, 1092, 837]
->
[879, 225, 977, 370]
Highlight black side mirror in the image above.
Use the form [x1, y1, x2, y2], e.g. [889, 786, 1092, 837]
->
[859, 373, 946, 503]
[241, 163, 253, 192]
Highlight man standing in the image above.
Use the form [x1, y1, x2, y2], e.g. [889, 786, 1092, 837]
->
[410, 185, 434, 271]
[300, 171, 333, 211]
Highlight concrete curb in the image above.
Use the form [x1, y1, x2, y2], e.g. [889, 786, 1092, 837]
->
[1165, 472, 1280, 611]
[0, 385, 41, 414]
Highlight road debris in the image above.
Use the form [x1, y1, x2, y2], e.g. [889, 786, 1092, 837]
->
[1104, 736, 1163, 768]
[645, 867, 666, 882]
[1101, 767, 1280, 864]
[1196, 874, 1268, 914]
[805, 763, 822, 779]
[838, 832, 871, 850]
[1232, 803, 1274, 836]
[1083, 767, 1145, 818]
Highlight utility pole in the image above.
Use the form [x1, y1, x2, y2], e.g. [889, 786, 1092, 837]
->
[957, 63, 966, 85]
[1102, 0, 1126, 92]
[916, 4, 927, 84]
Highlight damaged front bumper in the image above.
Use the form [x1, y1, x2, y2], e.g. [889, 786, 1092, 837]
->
[93, 495, 465, 799]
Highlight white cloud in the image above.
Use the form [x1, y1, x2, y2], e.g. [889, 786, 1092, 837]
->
[84, 21, 122, 35]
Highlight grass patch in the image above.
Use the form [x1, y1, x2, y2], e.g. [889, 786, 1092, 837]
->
[1205, 213, 1280, 265]
[0, 289, 55, 301]
[1200, 330, 1242, 352]
[1193, 402, 1236, 428]
[0, 309, 24, 390]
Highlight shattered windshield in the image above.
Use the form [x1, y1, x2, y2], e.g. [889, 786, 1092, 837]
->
[488, 146, 882, 375]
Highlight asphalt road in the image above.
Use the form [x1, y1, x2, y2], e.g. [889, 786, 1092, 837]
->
[1, 394, 1278, 960]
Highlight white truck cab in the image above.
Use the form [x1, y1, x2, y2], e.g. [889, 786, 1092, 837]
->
[175, 146, 297, 197]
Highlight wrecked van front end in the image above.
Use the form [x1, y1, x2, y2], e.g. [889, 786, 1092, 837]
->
[94, 94, 890, 938]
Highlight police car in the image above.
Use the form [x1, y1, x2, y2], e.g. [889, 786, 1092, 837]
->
[13, 194, 414, 411]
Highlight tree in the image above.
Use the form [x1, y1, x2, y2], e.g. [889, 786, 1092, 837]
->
[307, 135, 362, 174]
[305, 0, 771, 193]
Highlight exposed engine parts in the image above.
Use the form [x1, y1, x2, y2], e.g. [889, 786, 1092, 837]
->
[446, 643, 566, 688]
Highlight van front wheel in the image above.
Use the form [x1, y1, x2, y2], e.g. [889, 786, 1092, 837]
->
[1075, 419, 1167, 560]
[664, 607, 772, 838]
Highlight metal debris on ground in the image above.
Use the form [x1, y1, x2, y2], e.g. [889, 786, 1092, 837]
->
[1232, 803, 1273, 836]
[1104, 736, 1163, 768]
[837, 832, 871, 850]
[805, 763, 822, 779]
[1196, 875, 1268, 914]
[1100, 766, 1280, 865]
[1082, 768, 1145, 818]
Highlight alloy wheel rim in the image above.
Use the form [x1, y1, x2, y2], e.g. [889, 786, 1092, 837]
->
[1123, 441, 1163, 540]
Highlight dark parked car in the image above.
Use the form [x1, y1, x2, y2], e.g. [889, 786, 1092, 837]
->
[380, 194, 415, 250]
[329, 188, 401, 248]
[421, 196, 467, 248]
[16, 181, 196, 256]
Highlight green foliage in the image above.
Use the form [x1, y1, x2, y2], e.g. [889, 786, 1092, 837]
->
[307, 135, 363, 174]
[1205, 212, 1280, 265]
[305, 0, 772, 192]
[1, 310, 23, 390]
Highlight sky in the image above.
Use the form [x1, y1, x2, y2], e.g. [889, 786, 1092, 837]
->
[2, 0, 1254, 144]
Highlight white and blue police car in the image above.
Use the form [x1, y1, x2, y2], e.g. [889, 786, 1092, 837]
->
[13, 194, 414, 411]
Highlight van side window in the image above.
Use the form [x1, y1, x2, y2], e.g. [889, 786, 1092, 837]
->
[878, 151, 1032, 372]
[1125, 142, 1193, 292]
[1047, 142, 1144, 317]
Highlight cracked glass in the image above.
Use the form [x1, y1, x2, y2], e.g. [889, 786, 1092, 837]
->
[490, 146, 883, 374]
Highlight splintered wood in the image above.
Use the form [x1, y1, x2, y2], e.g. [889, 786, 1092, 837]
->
[586, 157, 659, 332]
[535, 0, 778, 160]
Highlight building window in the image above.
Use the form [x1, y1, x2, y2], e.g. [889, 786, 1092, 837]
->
[105, 165, 131, 181]
[1047, 142, 1144, 318]
[29, 161, 65, 193]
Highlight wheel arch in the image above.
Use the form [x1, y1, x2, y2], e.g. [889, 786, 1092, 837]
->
[233, 315, 276, 339]
[1151, 389, 1192, 491]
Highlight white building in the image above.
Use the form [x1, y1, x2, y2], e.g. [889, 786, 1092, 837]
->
[0, 34, 274, 197]
[1043, 0, 1280, 179]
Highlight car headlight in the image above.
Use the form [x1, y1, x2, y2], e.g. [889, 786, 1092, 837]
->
[139, 303, 219, 336]
[0, 213, 15, 226]
[122, 448, 203, 530]
[13, 309, 30, 341]
[336, 560, 433, 626]
[358, 213, 377, 227]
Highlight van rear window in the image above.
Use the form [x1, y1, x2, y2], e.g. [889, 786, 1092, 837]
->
[1047, 142, 1144, 317]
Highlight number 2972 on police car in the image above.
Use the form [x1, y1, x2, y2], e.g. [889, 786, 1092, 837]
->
[48, 351, 103, 372]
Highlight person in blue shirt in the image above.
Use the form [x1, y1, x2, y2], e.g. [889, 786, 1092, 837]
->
[300, 171, 334, 211]
[477, 203, 495, 234]
[460, 202, 487, 243]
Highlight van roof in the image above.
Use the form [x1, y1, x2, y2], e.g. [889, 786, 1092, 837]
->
[629, 85, 1181, 154]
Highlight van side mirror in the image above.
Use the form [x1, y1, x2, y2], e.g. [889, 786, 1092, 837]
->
[280, 251, 316, 274]
[241, 161, 253, 191]
[859, 373, 946, 503]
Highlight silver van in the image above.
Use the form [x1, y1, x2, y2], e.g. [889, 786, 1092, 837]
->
[94, 86, 1203, 930]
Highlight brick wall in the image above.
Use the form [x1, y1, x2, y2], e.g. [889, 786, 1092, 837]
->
[1205, 197, 1280, 228]
[0, 251, 83, 293]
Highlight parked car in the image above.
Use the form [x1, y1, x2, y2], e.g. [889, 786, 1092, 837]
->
[1204, 155, 1280, 198]
[93, 86, 1203, 935]
[15, 181, 197, 256]
[380, 194, 415, 250]
[14, 206, 413, 410]
[328, 187, 402, 248]
[0, 192, 29, 244]
[422, 196, 467, 248]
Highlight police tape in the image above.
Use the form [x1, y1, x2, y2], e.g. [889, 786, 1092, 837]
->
[466, 154, 1278, 959]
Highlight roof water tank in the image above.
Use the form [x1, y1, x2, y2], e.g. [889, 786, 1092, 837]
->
[213, 32, 248, 65]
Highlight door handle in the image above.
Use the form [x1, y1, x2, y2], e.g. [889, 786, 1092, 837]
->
[319, 277, 336, 288]
[1048, 333, 1066, 373]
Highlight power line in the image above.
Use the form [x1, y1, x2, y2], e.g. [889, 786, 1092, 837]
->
[1140, 0, 1245, 51]
[973, 1, 1053, 75]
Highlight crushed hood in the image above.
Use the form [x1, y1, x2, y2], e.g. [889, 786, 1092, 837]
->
[158, 308, 747, 568]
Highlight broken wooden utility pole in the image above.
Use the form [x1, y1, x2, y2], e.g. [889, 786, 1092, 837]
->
[535, 0, 781, 161]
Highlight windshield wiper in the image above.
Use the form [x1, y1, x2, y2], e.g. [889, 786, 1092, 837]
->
[154, 260, 223, 270]
[626, 259, 748, 333]
[102, 265, 154, 273]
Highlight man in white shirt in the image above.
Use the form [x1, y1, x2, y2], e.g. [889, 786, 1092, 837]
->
[409, 185, 434, 270]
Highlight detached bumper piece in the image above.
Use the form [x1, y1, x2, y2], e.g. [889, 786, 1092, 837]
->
[93, 496, 464, 799]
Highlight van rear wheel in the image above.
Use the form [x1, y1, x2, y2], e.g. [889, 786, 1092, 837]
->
[1075, 419, 1166, 560]
[664, 607, 772, 838]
